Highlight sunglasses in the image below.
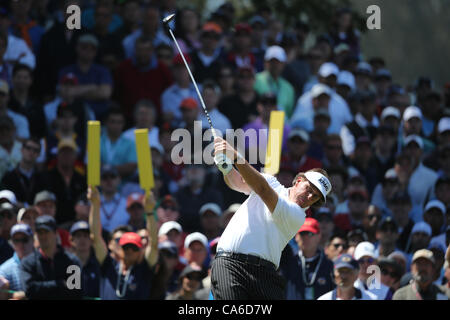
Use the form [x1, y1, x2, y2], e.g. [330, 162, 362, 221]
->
[326, 145, 341, 150]
[114, 237, 121, 244]
[12, 237, 30, 244]
[102, 174, 118, 180]
[186, 273, 202, 281]
[299, 231, 315, 237]
[24, 145, 41, 153]
[358, 257, 375, 264]
[332, 243, 348, 249]
[161, 204, 178, 211]
[380, 227, 397, 233]
[381, 269, 397, 278]
[122, 244, 140, 252]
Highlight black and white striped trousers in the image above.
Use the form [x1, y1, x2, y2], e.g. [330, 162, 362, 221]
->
[210, 255, 286, 300]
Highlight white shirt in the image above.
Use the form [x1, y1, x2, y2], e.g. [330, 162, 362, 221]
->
[0, 140, 22, 181]
[217, 174, 306, 268]
[317, 288, 377, 300]
[4, 35, 36, 69]
[354, 278, 390, 300]
[290, 90, 353, 134]
[408, 163, 438, 223]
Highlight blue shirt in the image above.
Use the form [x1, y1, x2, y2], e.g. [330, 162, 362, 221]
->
[99, 193, 129, 233]
[99, 255, 154, 300]
[100, 132, 137, 167]
[161, 83, 201, 127]
[0, 252, 23, 292]
[58, 64, 113, 119]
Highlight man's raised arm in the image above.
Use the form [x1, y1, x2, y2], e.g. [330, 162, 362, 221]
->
[88, 186, 107, 265]
[214, 137, 278, 212]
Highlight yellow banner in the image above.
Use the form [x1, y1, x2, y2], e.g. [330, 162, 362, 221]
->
[135, 129, 154, 190]
[87, 121, 101, 186]
[264, 111, 285, 175]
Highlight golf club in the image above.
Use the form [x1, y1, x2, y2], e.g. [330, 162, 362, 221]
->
[163, 14, 232, 171]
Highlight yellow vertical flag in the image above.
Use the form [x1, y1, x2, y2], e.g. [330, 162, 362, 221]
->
[264, 111, 285, 175]
[135, 129, 154, 190]
[87, 121, 101, 186]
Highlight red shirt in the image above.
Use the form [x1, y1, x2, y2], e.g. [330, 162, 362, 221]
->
[113, 59, 173, 121]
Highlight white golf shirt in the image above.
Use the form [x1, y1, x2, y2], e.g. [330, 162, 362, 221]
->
[217, 174, 306, 269]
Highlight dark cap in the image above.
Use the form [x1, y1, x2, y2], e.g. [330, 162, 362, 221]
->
[35, 215, 57, 232]
[259, 92, 277, 105]
[334, 254, 359, 270]
[101, 164, 119, 178]
[179, 264, 204, 280]
[10, 223, 33, 238]
[158, 240, 178, 256]
[70, 221, 90, 235]
[377, 216, 398, 231]
[34, 190, 56, 205]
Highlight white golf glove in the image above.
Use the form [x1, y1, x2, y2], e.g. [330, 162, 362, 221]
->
[214, 153, 233, 176]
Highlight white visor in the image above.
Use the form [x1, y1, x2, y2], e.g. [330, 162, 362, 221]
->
[304, 172, 332, 202]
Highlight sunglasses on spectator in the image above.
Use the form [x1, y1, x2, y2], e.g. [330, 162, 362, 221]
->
[380, 226, 396, 233]
[332, 243, 348, 249]
[349, 195, 367, 202]
[161, 250, 178, 259]
[219, 73, 233, 78]
[0, 211, 14, 219]
[299, 231, 315, 237]
[186, 273, 202, 281]
[24, 145, 41, 153]
[102, 174, 118, 180]
[114, 237, 121, 244]
[326, 145, 341, 150]
[122, 244, 140, 252]
[358, 257, 375, 264]
[381, 269, 397, 278]
[162, 204, 177, 211]
[12, 237, 30, 244]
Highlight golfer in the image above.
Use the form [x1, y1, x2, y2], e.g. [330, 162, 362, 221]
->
[211, 136, 332, 300]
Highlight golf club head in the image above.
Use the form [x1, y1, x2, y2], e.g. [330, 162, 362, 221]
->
[163, 14, 176, 27]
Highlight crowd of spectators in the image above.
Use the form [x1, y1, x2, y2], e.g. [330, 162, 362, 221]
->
[0, 0, 449, 300]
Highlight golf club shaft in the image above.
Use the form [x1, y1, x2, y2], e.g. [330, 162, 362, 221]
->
[166, 27, 217, 137]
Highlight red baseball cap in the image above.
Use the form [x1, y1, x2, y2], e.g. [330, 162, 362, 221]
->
[234, 23, 252, 35]
[60, 73, 79, 85]
[202, 22, 222, 34]
[119, 232, 143, 248]
[298, 217, 320, 234]
[172, 53, 191, 66]
[179, 97, 198, 110]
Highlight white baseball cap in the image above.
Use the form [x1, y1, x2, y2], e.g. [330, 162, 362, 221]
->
[437, 117, 450, 134]
[311, 83, 332, 99]
[384, 168, 398, 180]
[0, 190, 17, 205]
[381, 106, 401, 121]
[199, 203, 222, 216]
[304, 171, 332, 202]
[403, 135, 424, 149]
[318, 62, 339, 78]
[184, 232, 208, 249]
[354, 241, 377, 260]
[411, 221, 432, 236]
[356, 61, 373, 75]
[288, 129, 310, 142]
[158, 221, 182, 237]
[337, 71, 356, 90]
[264, 46, 287, 62]
[424, 199, 446, 215]
[402, 106, 423, 122]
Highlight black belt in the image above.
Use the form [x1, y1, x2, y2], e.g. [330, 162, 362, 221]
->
[215, 251, 276, 270]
